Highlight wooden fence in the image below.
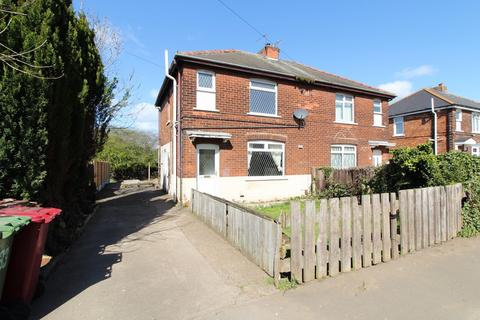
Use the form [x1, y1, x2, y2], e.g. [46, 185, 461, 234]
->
[191, 189, 282, 279]
[93, 160, 111, 191]
[286, 183, 464, 283]
[312, 167, 375, 193]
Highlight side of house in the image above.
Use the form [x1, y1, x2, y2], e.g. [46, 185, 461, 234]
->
[156, 45, 396, 203]
[389, 83, 480, 155]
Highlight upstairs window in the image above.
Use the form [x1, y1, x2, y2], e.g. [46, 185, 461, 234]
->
[196, 70, 216, 111]
[456, 110, 462, 131]
[394, 117, 404, 136]
[331, 145, 357, 169]
[373, 99, 383, 126]
[473, 112, 480, 133]
[249, 80, 277, 116]
[335, 94, 354, 123]
[248, 141, 284, 176]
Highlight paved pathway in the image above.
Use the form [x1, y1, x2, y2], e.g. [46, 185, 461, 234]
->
[32, 186, 480, 319]
[31, 187, 275, 319]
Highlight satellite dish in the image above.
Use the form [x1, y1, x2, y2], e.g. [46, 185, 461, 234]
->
[293, 109, 309, 120]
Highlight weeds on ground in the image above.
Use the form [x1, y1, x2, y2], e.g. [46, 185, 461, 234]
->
[265, 277, 298, 290]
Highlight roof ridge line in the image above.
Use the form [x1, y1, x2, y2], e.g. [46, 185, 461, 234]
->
[424, 88, 454, 104]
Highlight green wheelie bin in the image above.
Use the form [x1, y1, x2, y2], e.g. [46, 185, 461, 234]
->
[0, 216, 31, 299]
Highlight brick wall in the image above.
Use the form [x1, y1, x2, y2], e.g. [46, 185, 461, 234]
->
[176, 64, 392, 178]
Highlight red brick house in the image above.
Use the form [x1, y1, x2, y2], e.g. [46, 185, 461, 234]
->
[389, 83, 480, 155]
[155, 45, 396, 203]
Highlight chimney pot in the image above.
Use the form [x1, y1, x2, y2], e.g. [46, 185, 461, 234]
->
[434, 82, 448, 92]
[259, 44, 280, 60]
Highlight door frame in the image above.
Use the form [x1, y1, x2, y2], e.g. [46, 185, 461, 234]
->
[196, 144, 220, 190]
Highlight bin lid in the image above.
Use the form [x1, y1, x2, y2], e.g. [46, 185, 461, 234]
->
[0, 206, 61, 223]
[0, 216, 31, 239]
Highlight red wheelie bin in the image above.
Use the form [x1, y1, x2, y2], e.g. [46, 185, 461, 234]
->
[0, 206, 61, 303]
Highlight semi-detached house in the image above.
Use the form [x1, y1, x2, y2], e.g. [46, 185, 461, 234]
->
[155, 45, 396, 204]
[389, 83, 480, 155]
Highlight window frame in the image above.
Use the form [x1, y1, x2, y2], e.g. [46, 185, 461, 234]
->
[248, 79, 278, 117]
[455, 109, 462, 132]
[373, 99, 383, 127]
[393, 116, 405, 136]
[472, 112, 480, 133]
[247, 140, 285, 177]
[196, 70, 216, 92]
[335, 93, 355, 124]
[330, 144, 357, 169]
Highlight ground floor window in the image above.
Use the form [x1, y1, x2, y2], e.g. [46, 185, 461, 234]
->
[248, 141, 284, 176]
[372, 149, 382, 167]
[331, 144, 357, 169]
[472, 146, 480, 157]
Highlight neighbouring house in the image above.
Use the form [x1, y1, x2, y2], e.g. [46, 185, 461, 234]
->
[389, 83, 480, 155]
[155, 44, 396, 203]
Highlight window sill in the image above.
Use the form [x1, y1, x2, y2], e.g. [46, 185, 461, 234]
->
[456, 130, 463, 132]
[334, 121, 358, 125]
[247, 112, 281, 118]
[393, 134, 405, 137]
[373, 125, 386, 128]
[194, 108, 220, 113]
[245, 176, 288, 182]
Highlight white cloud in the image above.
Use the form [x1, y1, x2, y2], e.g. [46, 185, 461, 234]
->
[131, 102, 158, 133]
[378, 81, 413, 98]
[149, 89, 158, 100]
[395, 65, 437, 79]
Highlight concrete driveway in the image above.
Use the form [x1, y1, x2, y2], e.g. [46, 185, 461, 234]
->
[31, 187, 275, 320]
[32, 185, 480, 320]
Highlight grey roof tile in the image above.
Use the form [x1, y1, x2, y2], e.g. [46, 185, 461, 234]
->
[176, 50, 395, 97]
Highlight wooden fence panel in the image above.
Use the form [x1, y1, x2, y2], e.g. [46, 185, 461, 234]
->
[414, 188, 423, 250]
[407, 189, 416, 253]
[399, 190, 408, 255]
[290, 202, 302, 282]
[381, 193, 391, 262]
[434, 187, 441, 244]
[352, 198, 362, 271]
[362, 195, 373, 267]
[428, 187, 435, 246]
[303, 201, 316, 282]
[390, 193, 399, 260]
[421, 187, 429, 249]
[440, 186, 447, 242]
[341, 197, 352, 273]
[192, 189, 280, 278]
[316, 199, 328, 278]
[372, 194, 382, 264]
[329, 198, 340, 276]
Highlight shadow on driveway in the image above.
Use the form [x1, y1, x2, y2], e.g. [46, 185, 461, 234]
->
[31, 185, 175, 319]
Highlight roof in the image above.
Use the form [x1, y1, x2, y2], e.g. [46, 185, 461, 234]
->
[389, 87, 480, 117]
[156, 49, 396, 106]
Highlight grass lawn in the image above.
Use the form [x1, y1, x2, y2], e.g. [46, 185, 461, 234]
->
[254, 199, 321, 220]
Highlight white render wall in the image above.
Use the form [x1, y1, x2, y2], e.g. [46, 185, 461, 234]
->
[180, 174, 311, 204]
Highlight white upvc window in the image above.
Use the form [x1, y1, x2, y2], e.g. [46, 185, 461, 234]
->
[335, 93, 354, 123]
[373, 99, 383, 126]
[247, 141, 284, 176]
[472, 146, 480, 157]
[456, 110, 462, 132]
[196, 70, 216, 111]
[249, 79, 277, 116]
[331, 145, 357, 169]
[393, 117, 404, 136]
[472, 112, 480, 133]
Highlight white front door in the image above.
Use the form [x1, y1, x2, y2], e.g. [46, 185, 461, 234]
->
[196, 144, 219, 195]
[372, 149, 382, 167]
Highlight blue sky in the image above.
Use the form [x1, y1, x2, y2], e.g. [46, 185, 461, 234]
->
[74, 0, 480, 132]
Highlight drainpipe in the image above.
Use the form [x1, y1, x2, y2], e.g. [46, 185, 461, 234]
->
[431, 97, 438, 155]
[165, 50, 177, 201]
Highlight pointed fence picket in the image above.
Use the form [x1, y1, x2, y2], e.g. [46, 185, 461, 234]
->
[287, 183, 464, 284]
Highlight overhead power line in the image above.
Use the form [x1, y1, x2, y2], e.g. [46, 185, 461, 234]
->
[215, 0, 294, 61]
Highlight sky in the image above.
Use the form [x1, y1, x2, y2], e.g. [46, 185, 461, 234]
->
[73, 0, 480, 133]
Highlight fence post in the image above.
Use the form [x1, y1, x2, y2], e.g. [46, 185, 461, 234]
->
[303, 201, 316, 282]
[290, 202, 302, 283]
[390, 193, 399, 260]
[399, 190, 408, 255]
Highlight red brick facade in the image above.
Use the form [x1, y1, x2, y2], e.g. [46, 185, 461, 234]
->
[160, 62, 394, 179]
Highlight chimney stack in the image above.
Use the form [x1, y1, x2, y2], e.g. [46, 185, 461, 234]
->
[259, 43, 280, 60]
[433, 83, 448, 92]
